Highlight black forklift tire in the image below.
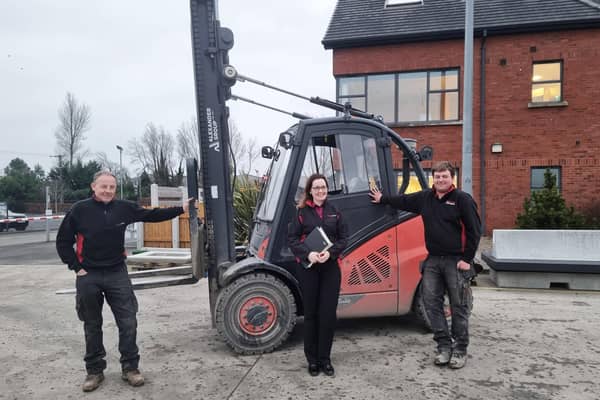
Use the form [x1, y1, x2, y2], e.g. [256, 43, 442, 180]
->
[215, 272, 297, 355]
[413, 283, 433, 331]
[412, 283, 473, 332]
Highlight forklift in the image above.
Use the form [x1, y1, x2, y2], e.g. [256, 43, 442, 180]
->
[128, 0, 462, 355]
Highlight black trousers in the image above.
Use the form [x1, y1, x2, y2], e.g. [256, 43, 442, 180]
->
[421, 255, 471, 353]
[296, 260, 341, 365]
[75, 264, 139, 374]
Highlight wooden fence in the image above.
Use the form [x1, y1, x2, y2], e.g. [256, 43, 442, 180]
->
[137, 184, 203, 249]
[143, 213, 191, 248]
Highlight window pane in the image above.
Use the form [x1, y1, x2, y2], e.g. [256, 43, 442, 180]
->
[532, 63, 560, 82]
[339, 77, 365, 96]
[363, 137, 381, 191]
[430, 92, 459, 120]
[531, 83, 561, 102]
[531, 167, 560, 191]
[339, 96, 365, 111]
[444, 92, 459, 120]
[428, 93, 441, 120]
[398, 72, 427, 121]
[430, 70, 458, 90]
[367, 74, 395, 122]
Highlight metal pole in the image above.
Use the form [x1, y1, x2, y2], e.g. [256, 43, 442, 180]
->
[45, 186, 50, 242]
[116, 145, 123, 199]
[461, 0, 474, 194]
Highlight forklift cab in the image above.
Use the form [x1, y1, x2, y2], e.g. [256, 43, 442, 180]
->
[250, 116, 428, 275]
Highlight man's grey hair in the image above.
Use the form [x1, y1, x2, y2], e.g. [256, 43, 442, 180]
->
[93, 170, 117, 182]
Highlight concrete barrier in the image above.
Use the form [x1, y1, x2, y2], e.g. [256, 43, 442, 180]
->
[482, 229, 600, 290]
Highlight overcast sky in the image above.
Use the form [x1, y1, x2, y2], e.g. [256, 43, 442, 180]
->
[1, 0, 338, 176]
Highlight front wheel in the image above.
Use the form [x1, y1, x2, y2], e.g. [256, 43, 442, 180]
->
[215, 272, 297, 354]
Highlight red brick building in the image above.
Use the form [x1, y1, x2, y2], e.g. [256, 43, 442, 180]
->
[323, 0, 600, 234]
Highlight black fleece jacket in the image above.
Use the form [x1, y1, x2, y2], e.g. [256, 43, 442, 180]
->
[288, 199, 348, 266]
[381, 187, 481, 263]
[56, 197, 183, 272]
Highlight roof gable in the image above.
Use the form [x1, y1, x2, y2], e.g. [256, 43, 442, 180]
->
[323, 0, 600, 49]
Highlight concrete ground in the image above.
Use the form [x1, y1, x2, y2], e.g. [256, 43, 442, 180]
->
[2, 264, 600, 400]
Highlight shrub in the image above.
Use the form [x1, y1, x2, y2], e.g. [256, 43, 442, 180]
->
[515, 168, 585, 229]
[233, 175, 260, 245]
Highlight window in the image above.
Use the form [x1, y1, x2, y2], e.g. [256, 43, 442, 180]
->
[386, 0, 423, 6]
[400, 168, 459, 193]
[296, 133, 382, 201]
[531, 61, 562, 103]
[531, 167, 561, 192]
[338, 68, 459, 124]
[338, 76, 365, 111]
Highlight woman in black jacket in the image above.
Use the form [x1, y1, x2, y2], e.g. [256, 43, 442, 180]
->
[288, 173, 348, 377]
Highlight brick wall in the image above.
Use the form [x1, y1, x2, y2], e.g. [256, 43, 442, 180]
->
[333, 28, 600, 234]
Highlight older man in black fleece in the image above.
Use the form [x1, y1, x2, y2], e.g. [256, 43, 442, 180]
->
[57, 170, 191, 392]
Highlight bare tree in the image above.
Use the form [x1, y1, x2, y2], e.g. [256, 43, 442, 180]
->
[129, 123, 177, 186]
[229, 119, 246, 175]
[228, 120, 259, 176]
[55, 92, 91, 167]
[244, 137, 259, 176]
[176, 117, 200, 162]
[95, 151, 119, 172]
[175, 117, 260, 177]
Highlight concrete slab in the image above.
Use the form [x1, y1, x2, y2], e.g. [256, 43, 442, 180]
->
[491, 229, 600, 261]
[490, 269, 600, 290]
[2, 264, 600, 400]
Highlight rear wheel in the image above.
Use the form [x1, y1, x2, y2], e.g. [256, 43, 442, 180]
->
[215, 272, 297, 354]
[15, 224, 26, 231]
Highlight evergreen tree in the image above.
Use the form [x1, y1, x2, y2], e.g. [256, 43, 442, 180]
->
[516, 169, 585, 229]
[0, 158, 45, 211]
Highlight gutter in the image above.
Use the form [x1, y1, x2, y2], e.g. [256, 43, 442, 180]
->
[479, 29, 487, 233]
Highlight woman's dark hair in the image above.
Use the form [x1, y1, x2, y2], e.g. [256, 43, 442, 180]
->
[298, 173, 328, 208]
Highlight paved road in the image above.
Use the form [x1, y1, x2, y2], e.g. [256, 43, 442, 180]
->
[0, 231, 61, 265]
[1, 264, 599, 400]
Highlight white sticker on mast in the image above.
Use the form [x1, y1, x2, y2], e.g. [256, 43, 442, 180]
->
[211, 185, 219, 199]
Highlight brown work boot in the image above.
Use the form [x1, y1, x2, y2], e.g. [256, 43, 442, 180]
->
[82, 373, 104, 392]
[122, 369, 145, 387]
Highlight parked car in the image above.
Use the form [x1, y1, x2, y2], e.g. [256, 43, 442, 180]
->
[0, 202, 28, 231]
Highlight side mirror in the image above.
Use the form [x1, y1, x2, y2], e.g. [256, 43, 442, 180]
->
[261, 146, 274, 159]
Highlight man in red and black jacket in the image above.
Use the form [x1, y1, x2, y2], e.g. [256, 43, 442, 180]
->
[56, 171, 190, 392]
[370, 161, 481, 369]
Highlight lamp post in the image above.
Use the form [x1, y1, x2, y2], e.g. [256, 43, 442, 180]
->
[116, 145, 123, 199]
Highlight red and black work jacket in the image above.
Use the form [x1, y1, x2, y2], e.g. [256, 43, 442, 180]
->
[56, 197, 183, 272]
[287, 199, 348, 266]
[381, 187, 481, 263]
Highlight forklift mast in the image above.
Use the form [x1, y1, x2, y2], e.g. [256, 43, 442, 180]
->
[189, 0, 236, 275]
